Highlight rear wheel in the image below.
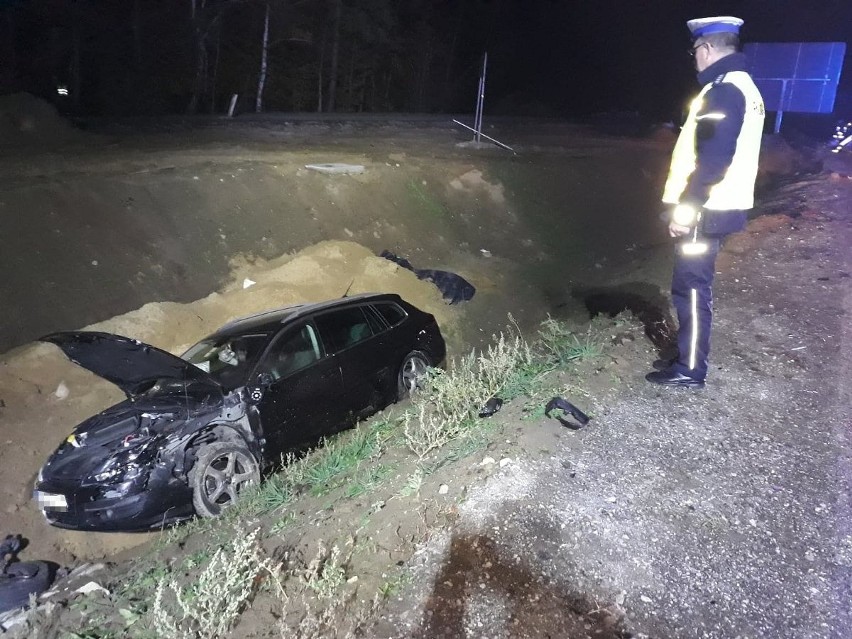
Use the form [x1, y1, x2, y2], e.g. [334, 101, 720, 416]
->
[397, 350, 430, 400]
[189, 441, 260, 518]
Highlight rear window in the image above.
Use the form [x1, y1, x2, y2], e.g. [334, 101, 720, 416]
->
[372, 302, 407, 327]
[314, 307, 374, 354]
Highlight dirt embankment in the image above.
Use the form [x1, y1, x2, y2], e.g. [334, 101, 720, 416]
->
[1, 104, 834, 637]
[0, 136, 669, 355]
[0, 114, 677, 564]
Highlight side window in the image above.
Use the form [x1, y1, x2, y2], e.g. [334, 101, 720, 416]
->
[314, 307, 374, 354]
[372, 302, 407, 328]
[259, 323, 321, 380]
[364, 305, 386, 334]
[183, 333, 271, 390]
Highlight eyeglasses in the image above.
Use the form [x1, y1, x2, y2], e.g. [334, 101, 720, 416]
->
[688, 43, 706, 57]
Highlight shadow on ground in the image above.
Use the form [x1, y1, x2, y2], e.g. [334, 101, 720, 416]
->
[574, 282, 675, 353]
[416, 532, 629, 639]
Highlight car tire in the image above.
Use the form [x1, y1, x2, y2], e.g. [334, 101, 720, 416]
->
[0, 561, 53, 614]
[397, 350, 431, 400]
[189, 441, 260, 518]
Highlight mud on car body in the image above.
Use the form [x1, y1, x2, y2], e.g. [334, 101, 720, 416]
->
[33, 293, 445, 532]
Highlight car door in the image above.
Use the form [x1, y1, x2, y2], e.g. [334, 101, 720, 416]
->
[313, 305, 397, 419]
[253, 321, 345, 456]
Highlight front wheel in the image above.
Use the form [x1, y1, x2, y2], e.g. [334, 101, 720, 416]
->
[397, 350, 431, 400]
[189, 441, 260, 518]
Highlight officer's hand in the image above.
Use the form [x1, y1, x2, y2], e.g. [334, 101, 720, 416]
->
[668, 222, 692, 237]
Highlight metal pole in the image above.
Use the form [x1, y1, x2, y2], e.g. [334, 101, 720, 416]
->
[473, 52, 488, 142]
[774, 79, 788, 134]
[474, 73, 483, 140]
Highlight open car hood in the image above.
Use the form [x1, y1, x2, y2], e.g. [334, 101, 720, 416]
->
[41, 331, 222, 397]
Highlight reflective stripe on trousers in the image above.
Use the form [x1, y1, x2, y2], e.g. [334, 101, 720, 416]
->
[671, 238, 721, 381]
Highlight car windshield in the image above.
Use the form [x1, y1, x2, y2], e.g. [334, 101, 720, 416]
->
[139, 377, 221, 397]
[182, 333, 271, 390]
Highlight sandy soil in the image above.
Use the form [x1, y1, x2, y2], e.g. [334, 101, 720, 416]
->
[0, 112, 673, 564]
[2, 102, 849, 637]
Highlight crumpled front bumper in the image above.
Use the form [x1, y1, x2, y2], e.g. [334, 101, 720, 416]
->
[34, 464, 194, 532]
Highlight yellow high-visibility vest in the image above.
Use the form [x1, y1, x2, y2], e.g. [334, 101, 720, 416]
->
[663, 71, 764, 210]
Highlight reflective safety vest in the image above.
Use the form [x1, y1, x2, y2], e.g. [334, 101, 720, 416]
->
[663, 71, 764, 211]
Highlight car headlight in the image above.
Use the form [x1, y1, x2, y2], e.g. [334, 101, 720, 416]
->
[92, 464, 126, 483]
[90, 456, 148, 485]
[85, 432, 157, 486]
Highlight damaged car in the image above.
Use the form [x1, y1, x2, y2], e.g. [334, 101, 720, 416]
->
[33, 293, 445, 531]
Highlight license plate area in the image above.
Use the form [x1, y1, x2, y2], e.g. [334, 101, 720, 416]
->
[34, 490, 68, 512]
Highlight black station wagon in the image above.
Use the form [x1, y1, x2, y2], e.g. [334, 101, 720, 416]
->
[33, 293, 445, 531]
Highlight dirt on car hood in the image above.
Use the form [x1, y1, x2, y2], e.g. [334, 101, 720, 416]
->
[41, 331, 221, 397]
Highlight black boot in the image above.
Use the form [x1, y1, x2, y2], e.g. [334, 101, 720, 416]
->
[645, 368, 704, 388]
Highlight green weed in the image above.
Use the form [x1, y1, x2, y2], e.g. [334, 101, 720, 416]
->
[148, 528, 279, 639]
[450, 429, 492, 460]
[403, 331, 533, 459]
[122, 563, 171, 602]
[539, 317, 603, 363]
[377, 570, 412, 599]
[181, 550, 211, 571]
[397, 468, 424, 497]
[254, 473, 295, 513]
[346, 463, 395, 498]
[501, 358, 554, 400]
[301, 541, 347, 600]
[270, 512, 297, 535]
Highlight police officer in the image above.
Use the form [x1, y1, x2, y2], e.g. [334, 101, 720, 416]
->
[646, 16, 764, 388]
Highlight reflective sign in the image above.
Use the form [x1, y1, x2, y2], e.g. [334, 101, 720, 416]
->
[744, 42, 846, 113]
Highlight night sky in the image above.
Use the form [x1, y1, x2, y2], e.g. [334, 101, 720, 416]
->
[0, 0, 849, 121]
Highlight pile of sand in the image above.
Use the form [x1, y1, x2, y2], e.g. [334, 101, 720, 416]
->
[0, 240, 454, 561]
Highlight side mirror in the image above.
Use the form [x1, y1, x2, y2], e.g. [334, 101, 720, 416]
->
[246, 372, 275, 404]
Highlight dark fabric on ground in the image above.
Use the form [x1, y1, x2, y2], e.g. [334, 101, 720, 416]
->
[380, 251, 475, 305]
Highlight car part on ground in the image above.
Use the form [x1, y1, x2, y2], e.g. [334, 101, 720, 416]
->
[0, 535, 56, 615]
[380, 250, 476, 305]
[544, 397, 590, 430]
[478, 396, 504, 418]
[33, 293, 445, 531]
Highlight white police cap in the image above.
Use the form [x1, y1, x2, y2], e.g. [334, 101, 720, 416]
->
[687, 16, 744, 39]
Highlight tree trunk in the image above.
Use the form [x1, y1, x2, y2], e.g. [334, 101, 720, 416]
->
[1, 10, 16, 88]
[132, 0, 143, 69]
[187, 2, 216, 115]
[211, 26, 221, 113]
[316, 29, 326, 113]
[325, 0, 341, 112]
[187, 32, 208, 114]
[369, 64, 377, 111]
[255, 2, 271, 113]
[416, 35, 433, 112]
[346, 42, 356, 111]
[443, 0, 467, 109]
[70, 3, 82, 111]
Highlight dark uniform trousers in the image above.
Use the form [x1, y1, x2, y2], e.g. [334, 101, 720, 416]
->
[670, 209, 746, 381]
